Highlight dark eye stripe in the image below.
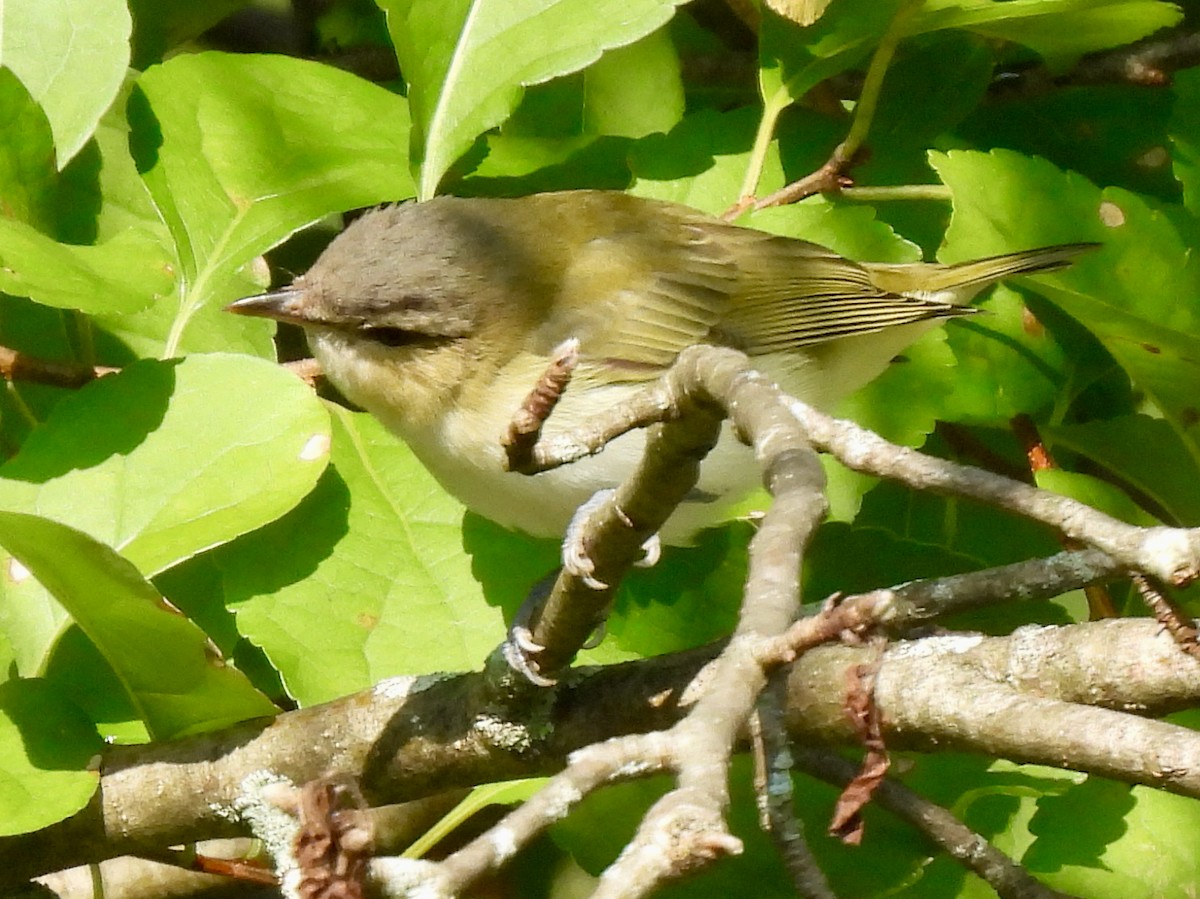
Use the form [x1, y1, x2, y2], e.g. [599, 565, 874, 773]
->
[358, 327, 446, 349]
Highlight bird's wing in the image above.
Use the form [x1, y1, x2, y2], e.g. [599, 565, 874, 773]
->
[547, 217, 739, 380]
[551, 208, 963, 382]
[711, 229, 967, 353]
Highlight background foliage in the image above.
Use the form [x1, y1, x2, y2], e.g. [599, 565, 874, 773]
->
[1, 0, 1199, 894]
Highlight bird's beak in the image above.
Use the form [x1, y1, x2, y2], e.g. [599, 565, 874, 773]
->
[225, 287, 314, 326]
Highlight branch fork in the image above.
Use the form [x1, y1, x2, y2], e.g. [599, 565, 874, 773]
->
[17, 346, 1200, 899]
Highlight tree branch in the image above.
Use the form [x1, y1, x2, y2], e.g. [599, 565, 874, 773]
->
[0, 345, 117, 388]
[8, 618, 1200, 890]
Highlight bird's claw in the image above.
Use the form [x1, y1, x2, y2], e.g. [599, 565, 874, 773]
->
[562, 489, 615, 589]
[561, 490, 664, 586]
[502, 634, 557, 687]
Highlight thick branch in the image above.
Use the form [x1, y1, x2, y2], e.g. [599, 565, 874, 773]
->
[7, 620, 1200, 886]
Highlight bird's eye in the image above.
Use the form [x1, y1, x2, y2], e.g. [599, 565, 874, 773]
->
[361, 327, 419, 347]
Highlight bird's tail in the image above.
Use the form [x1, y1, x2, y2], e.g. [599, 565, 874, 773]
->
[936, 243, 1098, 290]
[866, 242, 1097, 303]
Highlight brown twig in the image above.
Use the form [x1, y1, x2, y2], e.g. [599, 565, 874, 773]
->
[292, 779, 373, 899]
[818, 547, 1124, 627]
[16, 345, 1200, 898]
[751, 146, 861, 211]
[795, 748, 1080, 899]
[0, 345, 117, 388]
[11, 618, 1200, 890]
[993, 27, 1200, 94]
[1133, 573, 1200, 660]
[283, 357, 324, 388]
[485, 347, 831, 895]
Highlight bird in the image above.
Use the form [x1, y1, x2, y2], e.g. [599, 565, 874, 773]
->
[228, 190, 1092, 544]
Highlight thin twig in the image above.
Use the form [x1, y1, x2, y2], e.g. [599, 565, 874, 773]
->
[794, 748, 1080, 899]
[806, 547, 1125, 627]
[756, 684, 836, 898]
[1133, 573, 1200, 660]
[745, 0, 923, 212]
[282, 357, 324, 388]
[502, 339, 579, 473]
[0, 345, 118, 388]
[788, 398, 1200, 587]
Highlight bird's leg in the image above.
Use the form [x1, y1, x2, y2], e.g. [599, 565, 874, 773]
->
[504, 489, 662, 685]
[504, 570, 559, 687]
[562, 489, 661, 587]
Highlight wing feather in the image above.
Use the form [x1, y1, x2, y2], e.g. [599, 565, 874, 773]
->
[551, 197, 964, 380]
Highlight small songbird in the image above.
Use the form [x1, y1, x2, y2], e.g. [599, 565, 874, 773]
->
[228, 190, 1091, 543]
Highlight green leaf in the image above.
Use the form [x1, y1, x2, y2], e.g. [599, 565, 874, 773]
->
[852, 475, 1073, 624]
[128, 51, 415, 356]
[758, 0, 1179, 166]
[759, 0, 902, 109]
[219, 408, 550, 704]
[0, 354, 330, 575]
[805, 521, 978, 599]
[463, 132, 634, 195]
[867, 32, 994, 153]
[0, 220, 171, 315]
[1025, 779, 1200, 898]
[0, 0, 131, 165]
[0, 68, 57, 230]
[127, 0, 253, 67]
[0, 355, 330, 676]
[631, 107, 783, 208]
[42, 626, 154, 744]
[582, 28, 684, 138]
[1169, 68, 1200, 217]
[824, 328, 960, 521]
[380, 0, 690, 198]
[59, 73, 169, 246]
[917, 0, 1182, 64]
[1045, 415, 1200, 526]
[0, 678, 101, 836]
[931, 148, 1200, 468]
[958, 85, 1177, 205]
[853, 31, 993, 245]
[894, 758, 1086, 896]
[0, 512, 277, 739]
[940, 285, 1069, 425]
[1034, 469, 1156, 527]
[0, 70, 172, 320]
[605, 528, 750, 658]
[630, 107, 917, 260]
[405, 778, 548, 858]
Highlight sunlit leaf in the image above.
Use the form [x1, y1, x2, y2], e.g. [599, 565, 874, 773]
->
[0, 355, 330, 676]
[0, 679, 100, 836]
[0, 513, 277, 740]
[0, 0, 131, 164]
[219, 407, 557, 704]
[380, 0, 690, 198]
[127, 52, 414, 356]
[931, 148, 1200, 468]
